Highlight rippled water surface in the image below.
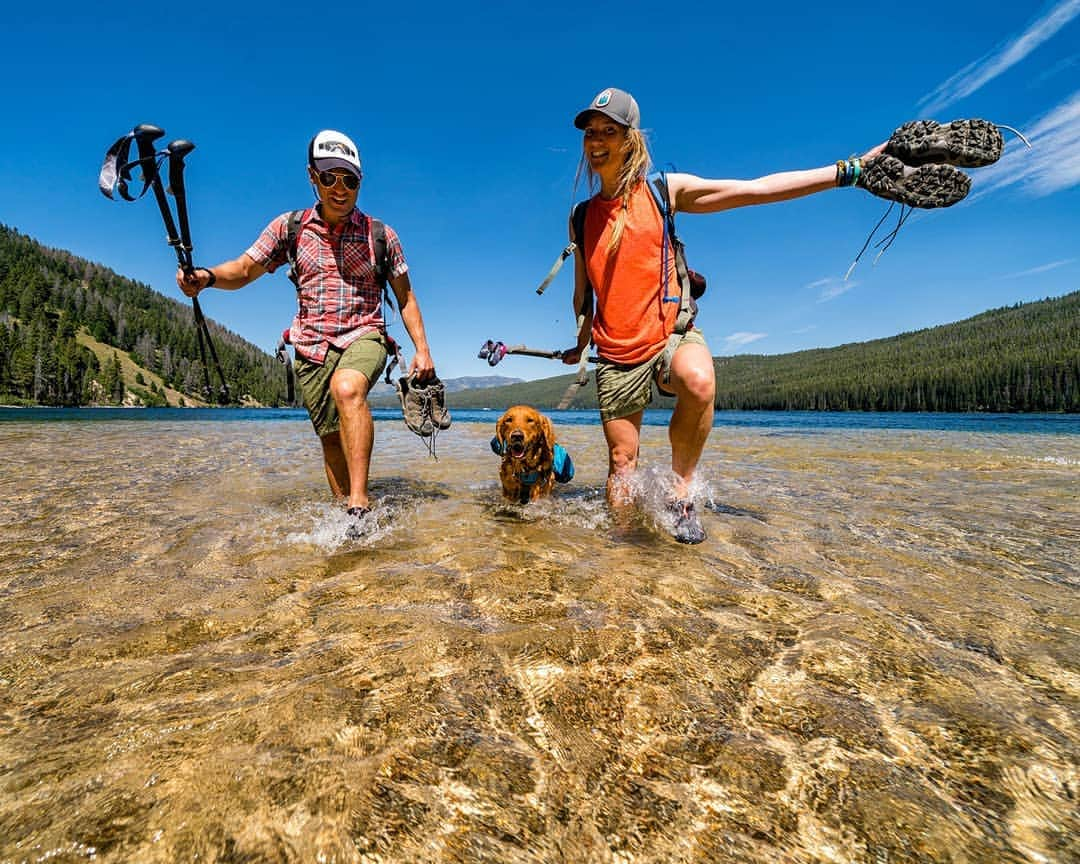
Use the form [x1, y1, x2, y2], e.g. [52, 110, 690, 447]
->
[1, 413, 1077, 863]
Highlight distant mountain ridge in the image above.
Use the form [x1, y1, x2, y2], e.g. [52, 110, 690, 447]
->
[369, 375, 522, 399]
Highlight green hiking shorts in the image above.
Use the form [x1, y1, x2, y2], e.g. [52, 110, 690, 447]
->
[294, 331, 389, 437]
[595, 329, 708, 423]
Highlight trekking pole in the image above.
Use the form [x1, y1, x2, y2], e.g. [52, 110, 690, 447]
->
[478, 339, 597, 367]
[478, 337, 595, 408]
[100, 125, 231, 404]
[166, 139, 230, 403]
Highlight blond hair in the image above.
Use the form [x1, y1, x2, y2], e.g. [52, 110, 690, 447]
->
[575, 127, 652, 253]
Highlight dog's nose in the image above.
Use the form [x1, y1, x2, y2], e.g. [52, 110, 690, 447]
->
[509, 430, 525, 442]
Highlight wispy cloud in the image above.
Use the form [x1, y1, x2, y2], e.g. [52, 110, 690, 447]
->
[809, 277, 857, 303]
[723, 332, 767, 351]
[1000, 258, 1076, 278]
[1034, 51, 1079, 85]
[971, 89, 1080, 197]
[919, 0, 1080, 114]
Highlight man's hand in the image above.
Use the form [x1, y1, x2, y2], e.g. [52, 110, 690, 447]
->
[409, 348, 435, 382]
[177, 267, 210, 298]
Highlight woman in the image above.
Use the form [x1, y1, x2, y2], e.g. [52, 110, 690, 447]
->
[562, 88, 883, 544]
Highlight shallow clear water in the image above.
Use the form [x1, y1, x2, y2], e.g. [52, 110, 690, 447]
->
[0, 413, 1077, 863]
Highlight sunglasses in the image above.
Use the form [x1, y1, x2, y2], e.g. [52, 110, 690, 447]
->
[316, 170, 360, 191]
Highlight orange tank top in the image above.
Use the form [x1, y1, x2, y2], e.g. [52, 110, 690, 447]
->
[583, 179, 678, 365]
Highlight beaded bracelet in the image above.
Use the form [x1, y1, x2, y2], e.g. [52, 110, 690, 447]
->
[835, 157, 862, 188]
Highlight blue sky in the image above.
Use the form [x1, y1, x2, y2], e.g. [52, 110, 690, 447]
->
[2, 1, 1077, 380]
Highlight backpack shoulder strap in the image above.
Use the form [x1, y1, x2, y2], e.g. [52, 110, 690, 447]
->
[571, 200, 589, 249]
[648, 170, 696, 338]
[369, 216, 388, 281]
[571, 199, 592, 308]
[363, 215, 404, 381]
[647, 171, 676, 235]
[367, 215, 393, 311]
[284, 208, 309, 291]
[535, 198, 590, 298]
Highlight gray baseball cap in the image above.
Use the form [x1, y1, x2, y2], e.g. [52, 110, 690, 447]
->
[574, 88, 641, 130]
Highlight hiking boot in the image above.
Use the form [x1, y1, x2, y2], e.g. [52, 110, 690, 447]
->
[885, 119, 1003, 168]
[413, 376, 452, 430]
[345, 505, 371, 540]
[397, 375, 433, 437]
[858, 155, 970, 209]
[668, 500, 706, 545]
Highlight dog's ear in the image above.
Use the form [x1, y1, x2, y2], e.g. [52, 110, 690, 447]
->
[496, 412, 510, 447]
[540, 415, 555, 452]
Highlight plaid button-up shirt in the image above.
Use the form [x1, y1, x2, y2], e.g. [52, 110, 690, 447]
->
[247, 207, 408, 364]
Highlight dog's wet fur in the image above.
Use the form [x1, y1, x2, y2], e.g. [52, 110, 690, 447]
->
[496, 405, 558, 502]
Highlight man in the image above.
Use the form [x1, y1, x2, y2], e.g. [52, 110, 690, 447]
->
[177, 130, 437, 528]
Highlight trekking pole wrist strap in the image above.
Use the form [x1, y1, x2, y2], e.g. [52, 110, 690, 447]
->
[201, 267, 216, 287]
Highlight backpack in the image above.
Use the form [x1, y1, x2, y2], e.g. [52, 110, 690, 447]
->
[275, 209, 402, 395]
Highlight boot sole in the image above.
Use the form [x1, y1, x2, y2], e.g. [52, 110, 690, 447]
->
[859, 155, 971, 209]
[885, 119, 1003, 168]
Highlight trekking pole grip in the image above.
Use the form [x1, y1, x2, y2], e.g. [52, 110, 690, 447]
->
[133, 124, 165, 142]
[166, 139, 197, 269]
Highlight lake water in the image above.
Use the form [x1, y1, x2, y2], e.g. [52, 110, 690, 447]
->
[1, 408, 1077, 863]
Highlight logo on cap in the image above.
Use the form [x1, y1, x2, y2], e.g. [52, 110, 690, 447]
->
[595, 90, 612, 108]
[318, 140, 356, 158]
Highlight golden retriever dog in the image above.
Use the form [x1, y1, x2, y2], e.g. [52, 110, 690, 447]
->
[494, 405, 559, 503]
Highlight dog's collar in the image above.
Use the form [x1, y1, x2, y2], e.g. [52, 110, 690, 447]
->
[515, 468, 547, 504]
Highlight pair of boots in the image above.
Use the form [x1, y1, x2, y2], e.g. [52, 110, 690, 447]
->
[859, 119, 1005, 209]
[396, 374, 451, 437]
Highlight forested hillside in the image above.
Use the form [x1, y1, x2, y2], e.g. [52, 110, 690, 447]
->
[0, 224, 287, 406]
[4, 220, 1076, 413]
[443, 291, 1080, 413]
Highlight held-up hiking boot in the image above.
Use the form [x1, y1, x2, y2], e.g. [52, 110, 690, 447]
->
[397, 375, 433, 437]
[885, 119, 1003, 168]
[412, 376, 451, 430]
[667, 499, 706, 545]
[858, 155, 971, 209]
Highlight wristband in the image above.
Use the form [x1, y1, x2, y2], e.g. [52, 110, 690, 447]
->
[836, 157, 862, 188]
[202, 267, 216, 287]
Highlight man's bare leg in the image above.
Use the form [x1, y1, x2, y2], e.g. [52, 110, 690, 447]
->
[328, 368, 375, 511]
[319, 431, 350, 499]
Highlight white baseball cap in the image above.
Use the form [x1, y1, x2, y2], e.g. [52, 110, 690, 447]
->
[308, 130, 362, 178]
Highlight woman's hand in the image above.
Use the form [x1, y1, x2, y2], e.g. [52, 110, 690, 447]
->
[861, 141, 887, 161]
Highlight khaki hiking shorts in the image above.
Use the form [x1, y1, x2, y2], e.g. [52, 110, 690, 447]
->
[595, 329, 708, 423]
[294, 331, 389, 437]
